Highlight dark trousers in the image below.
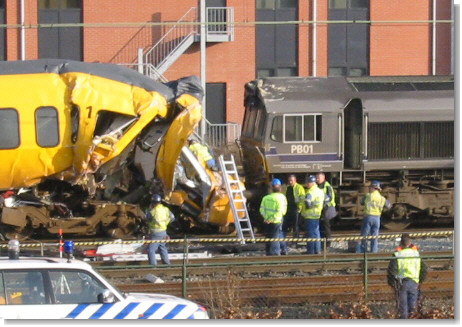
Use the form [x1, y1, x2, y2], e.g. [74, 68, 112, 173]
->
[264, 223, 281, 256]
[281, 208, 299, 253]
[304, 219, 321, 254]
[148, 231, 170, 265]
[398, 279, 419, 319]
[282, 208, 300, 237]
[320, 218, 331, 246]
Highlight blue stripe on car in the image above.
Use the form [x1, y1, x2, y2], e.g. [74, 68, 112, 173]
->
[163, 304, 187, 319]
[138, 303, 164, 319]
[66, 304, 89, 319]
[114, 302, 140, 319]
[89, 303, 114, 319]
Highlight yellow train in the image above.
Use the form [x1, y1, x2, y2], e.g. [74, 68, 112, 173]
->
[0, 59, 236, 239]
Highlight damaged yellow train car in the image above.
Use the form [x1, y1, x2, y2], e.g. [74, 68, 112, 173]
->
[0, 59, 235, 239]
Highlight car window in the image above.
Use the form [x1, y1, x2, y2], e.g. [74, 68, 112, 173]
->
[49, 270, 107, 304]
[4, 271, 47, 305]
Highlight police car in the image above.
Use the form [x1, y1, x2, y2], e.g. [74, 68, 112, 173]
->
[0, 240, 209, 319]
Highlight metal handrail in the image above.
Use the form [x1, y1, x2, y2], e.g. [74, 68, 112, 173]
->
[117, 63, 168, 82]
[144, 7, 198, 69]
[206, 7, 234, 38]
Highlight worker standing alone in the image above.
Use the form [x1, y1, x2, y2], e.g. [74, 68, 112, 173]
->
[146, 194, 175, 265]
[259, 178, 287, 256]
[301, 175, 325, 254]
[356, 180, 391, 253]
[387, 233, 427, 319]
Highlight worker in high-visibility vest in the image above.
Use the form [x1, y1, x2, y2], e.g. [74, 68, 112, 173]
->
[188, 139, 217, 171]
[316, 172, 337, 248]
[280, 174, 305, 255]
[146, 194, 175, 265]
[259, 178, 287, 256]
[387, 233, 427, 319]
[301, 175, 325, 254]
[356, 180, 391, 253]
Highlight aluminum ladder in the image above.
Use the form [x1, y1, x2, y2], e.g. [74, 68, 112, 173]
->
[218, 154, 255, 244]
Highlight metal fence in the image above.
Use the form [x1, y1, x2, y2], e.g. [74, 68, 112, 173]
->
[204, 119, 241, 147]
[7, 231, 454, 319]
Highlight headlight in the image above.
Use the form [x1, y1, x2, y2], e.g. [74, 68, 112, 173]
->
[192, 306, 209, 319]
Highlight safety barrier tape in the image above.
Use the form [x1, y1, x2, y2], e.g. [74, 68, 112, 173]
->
[0, 230, 453, 248]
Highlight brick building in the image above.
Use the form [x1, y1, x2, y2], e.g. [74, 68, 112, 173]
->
[0, 0, 453, 129]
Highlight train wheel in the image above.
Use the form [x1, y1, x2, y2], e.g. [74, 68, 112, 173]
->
[0, 226, 32, 241]
[381, 204, 411, 231]
[381, 220, 411, 231]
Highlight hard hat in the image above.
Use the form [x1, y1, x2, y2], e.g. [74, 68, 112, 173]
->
[371, 180, 381, 190]
[271, 178, 282, 186]
[152, 194, 162, 203]
[306, 175, 317, 184]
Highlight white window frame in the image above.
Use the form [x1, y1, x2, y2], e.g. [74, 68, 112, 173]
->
[283, 113, 322, 143]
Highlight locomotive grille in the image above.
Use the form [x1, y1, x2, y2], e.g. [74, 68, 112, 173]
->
[368, 121, 453, 160]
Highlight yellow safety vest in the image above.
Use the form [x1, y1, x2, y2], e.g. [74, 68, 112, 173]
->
[189, 143, 213, 162]
[322, 181, 336, 207]
[288, 183, 305, 212]
[301, 185, 325, 219]
[148, 204, 172, 232]
[259, 192, 287, 224]
[364, 190, 387, 216]
[394, 248, 421, 283]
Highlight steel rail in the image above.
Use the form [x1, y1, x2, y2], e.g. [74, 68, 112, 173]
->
[113, 270, 453, 304]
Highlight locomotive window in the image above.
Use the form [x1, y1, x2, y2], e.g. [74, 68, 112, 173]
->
[254, 110, 267, 140]
[285, 116, 303, 142]
[71, 105, 79, 143]
[271, 116, 283, 142]
[243, 109, 258, 137]
[0, 109, 19, 149]
[35, 107, 59, 148]
[284, 114, 322, 143]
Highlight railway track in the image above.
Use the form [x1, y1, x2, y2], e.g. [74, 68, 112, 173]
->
[94, 249, 453, 306]
[110, 269, 453, 305]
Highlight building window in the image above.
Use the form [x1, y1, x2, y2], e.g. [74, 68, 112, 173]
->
[256, 0, 298, 78]
[36, 106, 59, 147]
[0, 109, 19, 149]
[38, 0, 82, 60]
[39, 0, 81, 9]
[0, 0, 5, 61]
[328, 0, 369, 76]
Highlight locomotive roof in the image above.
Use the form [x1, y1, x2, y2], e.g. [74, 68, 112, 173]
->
[0, 59, 203, 102]
[245, 75, 454, 114]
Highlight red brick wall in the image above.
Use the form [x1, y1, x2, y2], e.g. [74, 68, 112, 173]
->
[163, 0, 255, 125]
[83, 0, 197, 63]
[370, 0, 432, 75]
[6, 0, 38, 60]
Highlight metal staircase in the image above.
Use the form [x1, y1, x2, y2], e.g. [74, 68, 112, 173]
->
[218, 154, 255, 244]
[139, 7, 234, 80]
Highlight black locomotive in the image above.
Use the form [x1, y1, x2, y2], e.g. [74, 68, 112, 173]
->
[239, 76, 454, 230]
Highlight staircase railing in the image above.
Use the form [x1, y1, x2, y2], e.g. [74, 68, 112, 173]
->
[204, 119, 241, 148]
[143, 7, 198, 73]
